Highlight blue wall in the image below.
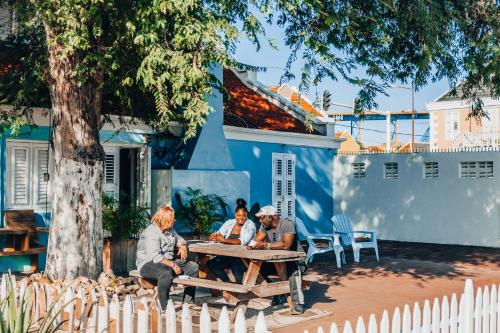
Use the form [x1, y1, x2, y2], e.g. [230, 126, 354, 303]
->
[0, 126, 147, 272]
[226, 139, 335, 234]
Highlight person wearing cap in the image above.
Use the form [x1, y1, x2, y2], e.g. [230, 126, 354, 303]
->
[251, 205, 305, 315]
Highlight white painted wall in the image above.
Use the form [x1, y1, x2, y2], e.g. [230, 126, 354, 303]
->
[334, 151, 500, 247]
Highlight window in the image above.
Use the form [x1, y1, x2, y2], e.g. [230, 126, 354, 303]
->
[103, 147, 120, 197]
[272, 153, 295, 219]
[424, 162, 438, 179]
[460, 161, 493, 179]
[384, 162, 398, 179]
[445, 111, 460, 140]
[7, 141, 52, 209]
[352, 163, 366, 179]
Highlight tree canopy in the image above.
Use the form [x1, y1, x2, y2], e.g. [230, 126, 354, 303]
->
[0, 0, 497, 136]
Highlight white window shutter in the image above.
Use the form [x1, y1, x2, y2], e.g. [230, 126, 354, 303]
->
[34, 148, 50, 205]
[272, 154, 284, 217]
[105, 154, 115, 184]
[272, 153, 296, 219]
[11, 147, 30, 206]
[284, 155, 296, 219]
[103, 147, 120, 197]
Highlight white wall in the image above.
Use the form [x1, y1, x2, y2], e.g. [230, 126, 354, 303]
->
[334, 151, 500, 247]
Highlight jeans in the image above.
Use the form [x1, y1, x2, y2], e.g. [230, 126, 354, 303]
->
[207, 256, 246, 284]
[260, 262, 304, 306]
[140, 259, 199, 310]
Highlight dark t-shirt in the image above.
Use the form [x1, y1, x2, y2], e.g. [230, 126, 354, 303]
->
[259, 218, 299, 252]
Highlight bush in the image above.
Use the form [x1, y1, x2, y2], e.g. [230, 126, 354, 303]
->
[102, 192, 150, 240]
[174, 187, 228, 235]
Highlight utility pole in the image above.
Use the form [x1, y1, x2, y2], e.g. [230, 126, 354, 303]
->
[390, 84, 415, 152]
[411, 83, 415, 153]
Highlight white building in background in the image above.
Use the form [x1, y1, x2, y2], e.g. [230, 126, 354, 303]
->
[427, 86, 500, 149]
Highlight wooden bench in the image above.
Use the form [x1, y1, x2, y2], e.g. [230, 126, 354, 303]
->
[129, 269, 316, 295]
[0, 210, 48, 272]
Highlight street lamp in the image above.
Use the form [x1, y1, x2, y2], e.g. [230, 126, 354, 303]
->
[389, 84, 415, 152]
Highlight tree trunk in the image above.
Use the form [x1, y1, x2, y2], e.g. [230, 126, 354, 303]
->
[44, 27, 105, 280]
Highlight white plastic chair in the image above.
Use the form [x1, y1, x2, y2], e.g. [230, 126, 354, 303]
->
[331, 214, 379, 263]
[295, 217, 345, 268]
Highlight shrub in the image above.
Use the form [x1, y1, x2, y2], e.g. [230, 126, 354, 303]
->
[174, 187, 228, 235]
[102, 192, 150, 240]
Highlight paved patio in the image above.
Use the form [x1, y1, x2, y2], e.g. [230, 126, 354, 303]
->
[272, 240, 500, 333]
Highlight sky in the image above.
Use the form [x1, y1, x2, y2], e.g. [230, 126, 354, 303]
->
[233, 22, 452, 146]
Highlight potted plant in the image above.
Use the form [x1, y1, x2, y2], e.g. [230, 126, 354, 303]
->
[174, 187, 228, 239]
[102, 192, 150, 273]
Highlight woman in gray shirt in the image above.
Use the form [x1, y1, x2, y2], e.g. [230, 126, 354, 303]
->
[136, 206, 199, 310]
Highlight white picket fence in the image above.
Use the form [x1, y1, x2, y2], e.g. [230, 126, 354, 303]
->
[307, 280, 500, 333]
[0, 274, 270, 333]
[2, 275, 498, 333]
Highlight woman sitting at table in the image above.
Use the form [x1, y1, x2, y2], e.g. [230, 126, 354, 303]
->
[207, 199, 256, 284]
[136, 206, 199, 310]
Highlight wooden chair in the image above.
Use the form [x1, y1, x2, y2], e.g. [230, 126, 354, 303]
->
[331, 214, 379, 263]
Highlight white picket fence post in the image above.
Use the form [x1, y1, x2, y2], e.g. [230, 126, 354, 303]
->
[218, 306, 230, 333]
[110, 294, 120, 333]
[392, 307, 401, 333]
[255, 311, 271, 333]
[123, 295, 134, 333]
[234, 308, 247, 333]
[490, 285, 497, 333]
[165, 299, 177, 333]
[450, 293, 459, 333]
[200, 303, 212, 333]
[137, 297, 149, 332]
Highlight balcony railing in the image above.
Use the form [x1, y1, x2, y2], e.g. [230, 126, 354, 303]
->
[451, 131, 500, 148]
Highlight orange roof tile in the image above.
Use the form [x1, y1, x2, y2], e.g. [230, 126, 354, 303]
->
[290, 92, 322, 116]
[223, 69, 319, 135]
[268, 85, 280, 93]
[366, 145, 386, 152]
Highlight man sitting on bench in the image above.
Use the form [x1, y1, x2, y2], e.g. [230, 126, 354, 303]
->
[136, 206, 199, 310]
[250, 205, 306, 315]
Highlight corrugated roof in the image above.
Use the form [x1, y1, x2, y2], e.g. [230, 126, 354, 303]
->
[436, 84, 491, 102]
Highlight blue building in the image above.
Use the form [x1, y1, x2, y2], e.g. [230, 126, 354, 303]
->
[0, 67, 342, 272]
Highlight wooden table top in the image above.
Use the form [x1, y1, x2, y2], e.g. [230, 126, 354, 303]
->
[187, 242, 305, 261]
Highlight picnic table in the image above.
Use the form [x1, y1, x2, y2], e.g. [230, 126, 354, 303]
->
[175, 242, 311, 318]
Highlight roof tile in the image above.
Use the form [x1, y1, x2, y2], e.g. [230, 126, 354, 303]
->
[223, 69, 318, 135]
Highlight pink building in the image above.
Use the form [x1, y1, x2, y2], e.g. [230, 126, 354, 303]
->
[427, 86, 500, 149]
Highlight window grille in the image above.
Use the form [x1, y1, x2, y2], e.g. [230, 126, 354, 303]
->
[460, 161, 493, 179]
[352, 163, 366, 179]
[424, 162, 438, 179]
[384, 162, 398, 179]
